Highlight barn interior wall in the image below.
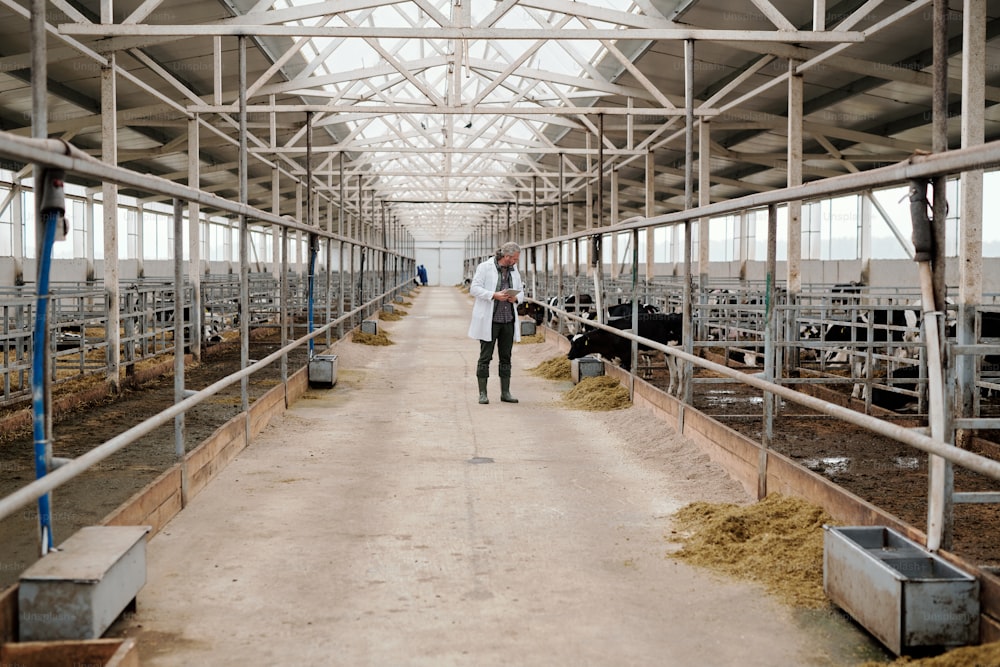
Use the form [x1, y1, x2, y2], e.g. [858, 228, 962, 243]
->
[414, 241, 464, 287]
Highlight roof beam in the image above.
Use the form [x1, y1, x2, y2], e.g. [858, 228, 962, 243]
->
[58, 24, 865, 42]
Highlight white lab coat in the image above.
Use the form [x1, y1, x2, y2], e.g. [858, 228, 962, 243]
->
[467, 258, 524, 342]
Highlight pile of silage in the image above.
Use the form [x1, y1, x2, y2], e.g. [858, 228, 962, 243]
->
[529, 355, 571, 381]
[379, 309, 406, 321]
[517, 333, 545, 344]
[563, 375, 630, 411]
[668, 494, 833, 609]
[352, 331, 394, 346]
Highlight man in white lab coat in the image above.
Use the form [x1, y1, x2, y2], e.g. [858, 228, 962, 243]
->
[467, 241, 524, 404]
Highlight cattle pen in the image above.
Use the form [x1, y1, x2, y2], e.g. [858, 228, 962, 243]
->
[7, 0, 1000, 663]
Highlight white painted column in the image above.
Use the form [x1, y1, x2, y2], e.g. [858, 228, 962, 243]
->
[958, 0, 986, 442]
[645, 150, 655, 283]
[786, 59, 803, 296]
[187, 115, 202, 360]
[102, 55, 121, 392]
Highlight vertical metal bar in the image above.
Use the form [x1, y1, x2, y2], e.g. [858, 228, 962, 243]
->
[698, 120, 711, 344]
[187, 115, 202, 362]
[172, 199, 186, 462]
[813, 0, 826, 30]
[594, 115, 605, 322]
[645, 150, 655, 285]
[338, 152, 345, 339]
[102, 56, 121, 393]
[786, 59, 803, 383]
[760, 203, 778, 499]
[681, 39, 694, 407]
[958, 0, 985, 446]
[611, 167, 619, 282]
[532, 177, 539, 300]
[927, 0, 953, 552]
[238, 36, 250, 419]
[557, 156, 564, 318]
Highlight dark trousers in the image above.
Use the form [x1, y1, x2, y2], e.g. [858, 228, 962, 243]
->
[477, 321, 514, 378]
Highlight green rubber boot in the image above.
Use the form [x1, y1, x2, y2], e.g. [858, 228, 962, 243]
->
[478, 377, 489, 404]
[500, 377, 518, 403]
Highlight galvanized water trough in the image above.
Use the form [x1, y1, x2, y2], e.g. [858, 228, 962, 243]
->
[823, 525, 979, 655]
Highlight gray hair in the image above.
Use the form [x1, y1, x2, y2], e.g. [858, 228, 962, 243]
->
[495, 241, 521, 259]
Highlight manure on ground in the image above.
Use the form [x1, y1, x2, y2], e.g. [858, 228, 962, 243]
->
[563, 375, 630, 411]
[529, 356, 571, 381]
[667, 493, 833, 609]
[352, 331, 394, 346]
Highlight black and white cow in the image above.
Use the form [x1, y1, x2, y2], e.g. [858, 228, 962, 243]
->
[870, 365, 923, 412]
[517, 301, 547, 326]
[822, 306, 921, 399]
[546, 294, 596, 334]
[606, 301, 659, 319]
[567, 312, 684, 393]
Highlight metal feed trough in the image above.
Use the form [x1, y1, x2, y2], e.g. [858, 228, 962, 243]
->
[571, 357, 605, 384]
[823, 525, 979, 655]
[308, 354, 338, 388]
[18, 525, 150, 641]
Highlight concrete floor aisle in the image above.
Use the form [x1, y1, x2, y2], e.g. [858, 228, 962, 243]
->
[117, 286, 878, 666]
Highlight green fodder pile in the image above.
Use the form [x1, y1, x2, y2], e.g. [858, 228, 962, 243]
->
[669, 494, 833, 609]
[563, 375, 631, 411]
[352, 331, 394, 346]
[860, 642, 1000, 667]
[517, 333, 545, 344]
[379, 309, 407, 321]
[529, 355, 571, 381]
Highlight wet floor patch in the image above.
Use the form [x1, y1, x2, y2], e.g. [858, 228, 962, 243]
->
[802, 456, 851, 475]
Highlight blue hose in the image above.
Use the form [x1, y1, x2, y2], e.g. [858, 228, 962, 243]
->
[31, 209, 58, 554]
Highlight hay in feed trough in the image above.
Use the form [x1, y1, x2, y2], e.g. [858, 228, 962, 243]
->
[667, 494, 833, 609]
[563, 375, 630, 411]
[352, 331, 394, 346]
[517, 333, 544, 345]
[529, 356, 571, 381]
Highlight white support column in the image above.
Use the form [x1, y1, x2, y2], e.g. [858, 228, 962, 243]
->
[786, 59, 804, 296]
[859, 194, 872, 272]
[813, 0, 826, 30]
[213, 37, 223, 106]
[85, 190, 95, 281]
[739, 210, 750, 279]
[272, 168, 281, 278]
[698, 121, 711, 284]
[187, 115, 202, 360]
[645, 150, 655, 283]
[102, 55, 121, 392]
[610, 167, 619, 279]
[11, 178, 23, 285]
[958, 0, 986, 442]
[135, 202, 145, 277]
